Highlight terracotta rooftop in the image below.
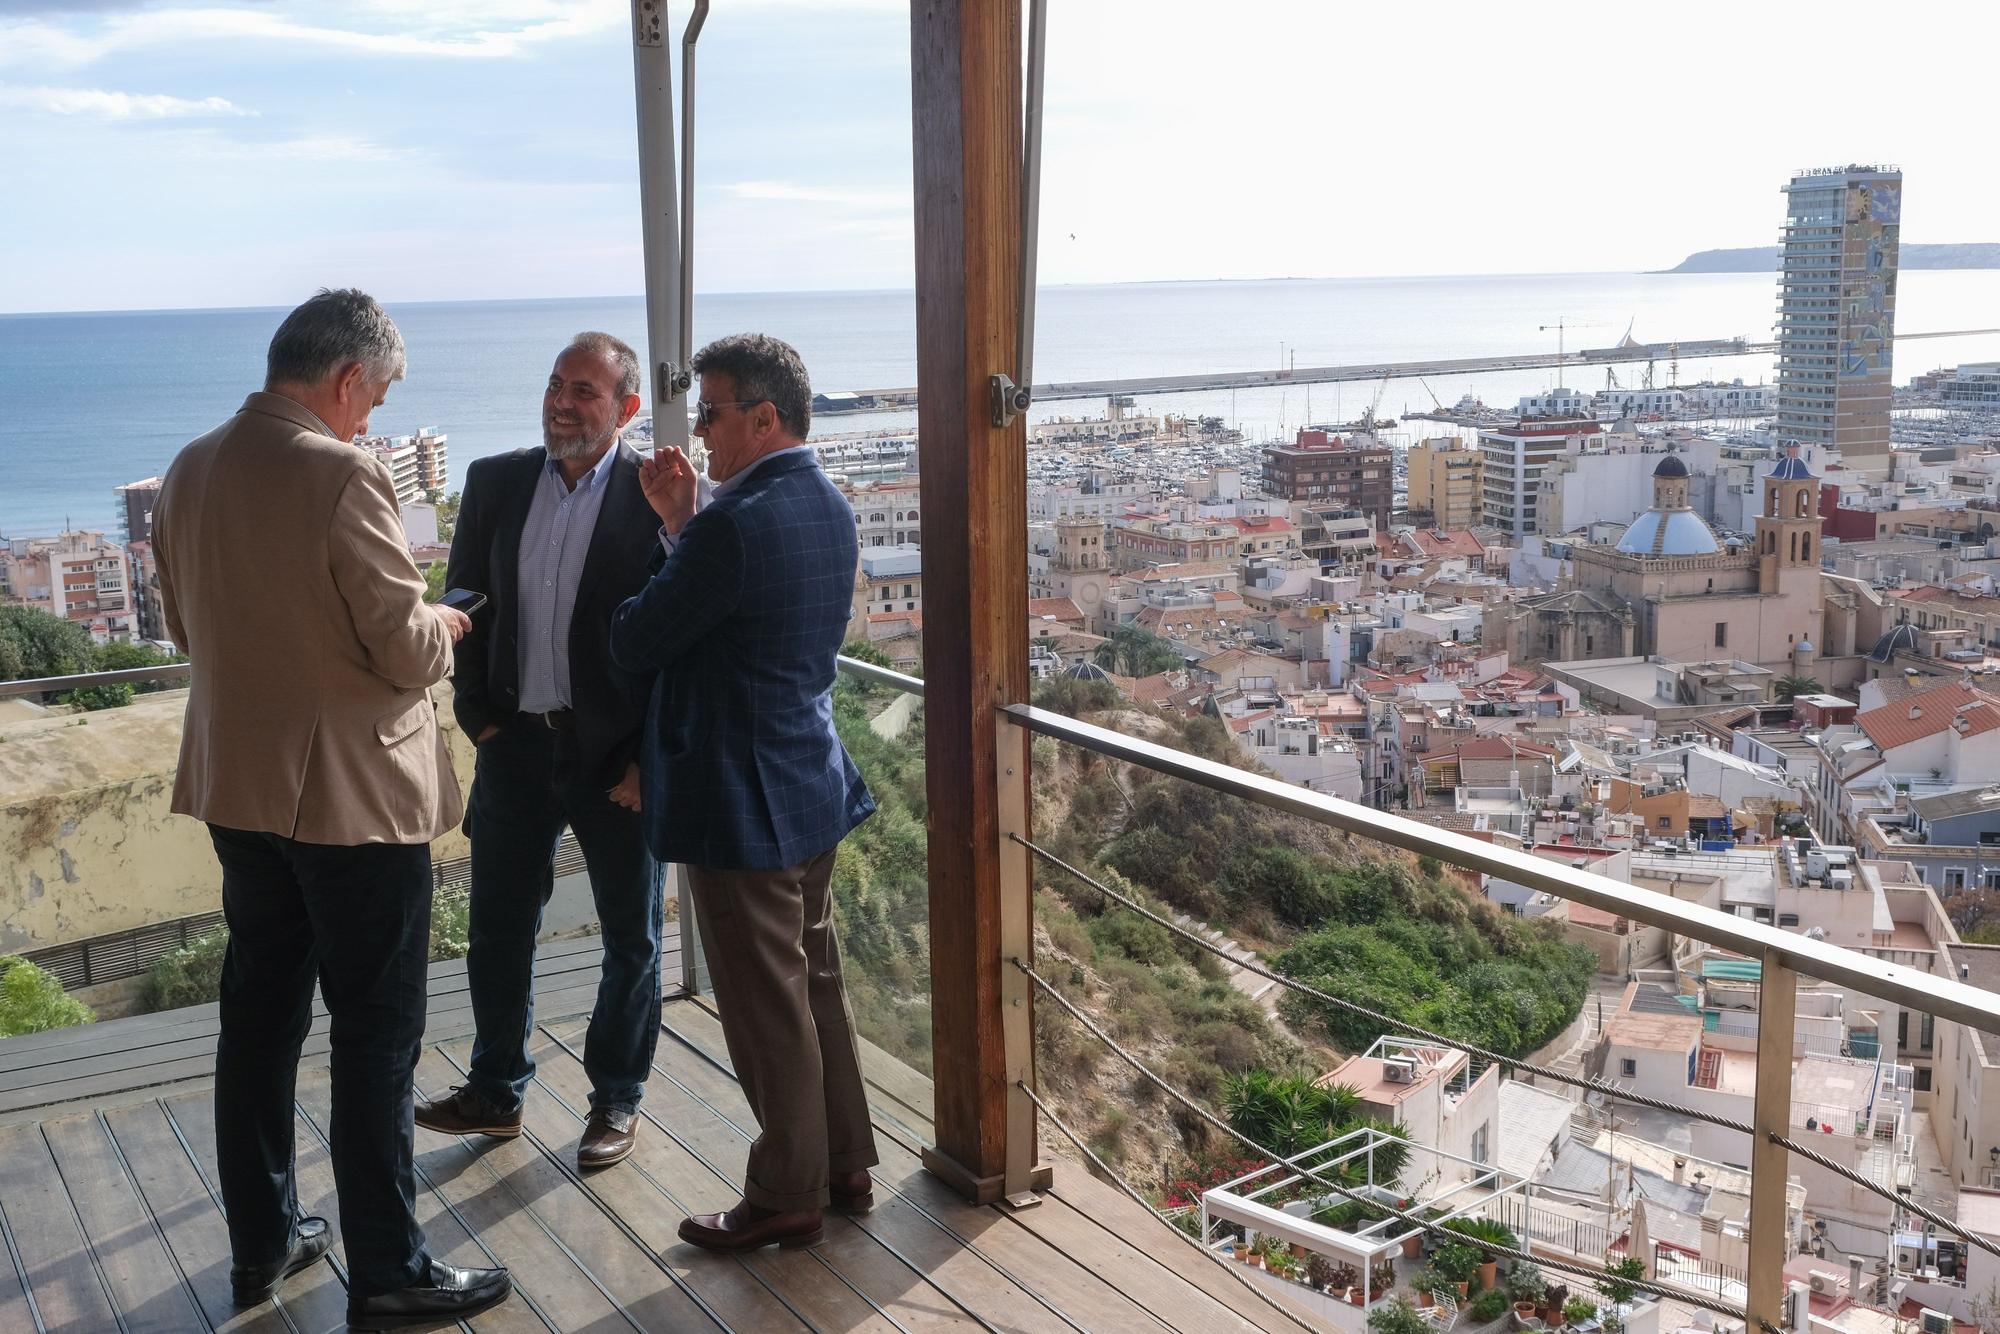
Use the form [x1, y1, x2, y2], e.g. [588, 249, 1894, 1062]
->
[1027, 596, 1085, 622]
[1856, 680, 2000, 751]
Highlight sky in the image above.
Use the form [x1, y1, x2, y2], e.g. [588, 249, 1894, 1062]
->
[1, 0, 1996, 314]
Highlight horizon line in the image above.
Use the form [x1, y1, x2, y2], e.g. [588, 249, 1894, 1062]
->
[0, 266, 1690, 319]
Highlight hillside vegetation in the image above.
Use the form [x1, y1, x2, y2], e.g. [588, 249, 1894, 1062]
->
[827, 658, 1594, 1194]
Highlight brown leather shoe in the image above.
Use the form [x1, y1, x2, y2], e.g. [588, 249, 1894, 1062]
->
[678, 1203, 824, 1252]
[577, 1108, 636, 1169]
[830, 1170, 875, 1214]
[414, 1086, 522, 1139]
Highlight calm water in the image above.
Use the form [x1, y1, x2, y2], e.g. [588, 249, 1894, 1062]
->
[6, 271, 2000, 536]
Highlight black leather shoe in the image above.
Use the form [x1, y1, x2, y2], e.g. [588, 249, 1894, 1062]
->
[231, 1216, 333, 1304]
[348, 1260, 512, 1330]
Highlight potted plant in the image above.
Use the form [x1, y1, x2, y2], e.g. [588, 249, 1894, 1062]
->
[1368, 1297, 1434, 1334]
[1307, 1253, 1339, 1293]
[1371, 1259, 1399, 1295]
[1410, 1268, 1447, 1305]
[1403, 1227, 1424, 1259]
[1469, 1289, 1511, 1326]
[1507, 1262, 1546, 1321]
[1542, 1282, 1571, 1326]
[1564, 1297, 1600, 1329]
[1434, 1241, 1481, 1298]
[1448, 1217, 1518, 1292]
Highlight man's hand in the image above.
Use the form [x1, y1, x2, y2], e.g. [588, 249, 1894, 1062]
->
[608, 762, 642, 812]
[431, 603, 472, 643]
[476, 724, 500, 744]
[638, 446, 700, 535]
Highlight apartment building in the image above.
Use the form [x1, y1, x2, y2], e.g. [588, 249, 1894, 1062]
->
[0, 530, 135, 642]
[1260, 429, 1393, 527]
[841, 478, 923, 547]
[1404, 437, 1484, 529]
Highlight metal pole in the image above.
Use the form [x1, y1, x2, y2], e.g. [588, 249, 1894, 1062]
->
[679, 2, 709, 377]
[631, 0, 688, 450]
[1016, 0, 1046, 401]
[1747, 953, 1798, 1332]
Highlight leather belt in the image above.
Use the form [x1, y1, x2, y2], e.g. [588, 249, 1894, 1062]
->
[521, 709, 575, 731]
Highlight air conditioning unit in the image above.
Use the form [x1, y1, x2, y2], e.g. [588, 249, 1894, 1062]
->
[1382, 1058, 1417, 1084]
[1807, 1270, 1844, 1296]
[1921, 1311, 1952, 1334]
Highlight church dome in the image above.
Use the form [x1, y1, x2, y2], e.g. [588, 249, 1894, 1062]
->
[1652, 453, 1690, 479]
[1616, 508, 1722, 557]
[1769, 454, 1818, 481]
[1869, 623, 1920, 663]
[1063, 661, 1114, 682]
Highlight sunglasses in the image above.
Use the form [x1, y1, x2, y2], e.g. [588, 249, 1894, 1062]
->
[695, 399, 763, 427]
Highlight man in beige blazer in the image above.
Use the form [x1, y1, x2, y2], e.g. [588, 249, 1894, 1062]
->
[152, 289, 511, 1330]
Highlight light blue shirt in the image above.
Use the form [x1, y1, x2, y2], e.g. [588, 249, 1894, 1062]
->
[660, 445, 812, 554]
[516, 443, 623, 713]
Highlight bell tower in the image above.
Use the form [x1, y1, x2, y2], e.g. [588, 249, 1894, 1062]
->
[1756, 447, 1821, 594]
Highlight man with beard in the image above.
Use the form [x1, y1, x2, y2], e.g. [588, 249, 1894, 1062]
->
[420, 332, 692, 1168]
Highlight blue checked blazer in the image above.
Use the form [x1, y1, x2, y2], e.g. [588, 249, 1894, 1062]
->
[609, 449, 875, 871]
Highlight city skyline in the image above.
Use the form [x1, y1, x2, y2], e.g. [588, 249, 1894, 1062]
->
[4, 0, 1999, 313]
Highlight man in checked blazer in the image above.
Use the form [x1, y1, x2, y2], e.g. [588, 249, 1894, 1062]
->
[611, 333, 878, 1253]
[417, 333, 671, 1171]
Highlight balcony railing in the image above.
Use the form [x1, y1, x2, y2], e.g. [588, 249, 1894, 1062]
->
[12, 636, 2000, 1334]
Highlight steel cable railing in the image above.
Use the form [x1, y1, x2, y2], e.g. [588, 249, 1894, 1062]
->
[1016, 829, 2000, 1273]
[1014, 833, 1754, 1135]
[1013, 956, 1768, 1332]
[1013, 1081, 1324, 1334]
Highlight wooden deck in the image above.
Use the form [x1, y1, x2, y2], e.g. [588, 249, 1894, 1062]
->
[0, 952, 1323, 1331]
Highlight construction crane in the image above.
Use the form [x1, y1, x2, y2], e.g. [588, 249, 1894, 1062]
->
[1537, 319, 1609, 384]
[1362, 373, 1390, 430]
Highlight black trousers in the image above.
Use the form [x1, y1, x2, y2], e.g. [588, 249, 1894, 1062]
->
[208, 825, 432, 1297]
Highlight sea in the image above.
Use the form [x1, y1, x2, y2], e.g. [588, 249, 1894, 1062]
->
[6, 270, 2000, 538]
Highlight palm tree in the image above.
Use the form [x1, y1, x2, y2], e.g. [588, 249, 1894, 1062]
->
[1775, 674, 1821, 702]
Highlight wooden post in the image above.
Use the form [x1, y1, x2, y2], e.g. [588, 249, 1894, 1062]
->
[1746, 953, 1798, 1331]
[910, 0, 1044, 1203]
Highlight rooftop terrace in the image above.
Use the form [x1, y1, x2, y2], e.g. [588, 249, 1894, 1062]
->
[0, 962, 1315, 1332]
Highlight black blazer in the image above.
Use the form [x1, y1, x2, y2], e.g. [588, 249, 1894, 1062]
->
[445, 445, 660, 787]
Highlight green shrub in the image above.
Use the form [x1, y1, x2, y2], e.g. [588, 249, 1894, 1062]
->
[1469, 1289, 1510, 1323]
[1369, 1297, 1433, 1334]
[430, 892, 470, 961]
[143, 931, 229, 1011]
[62, 683, 134, 711]
[0, 956, 95, 1036]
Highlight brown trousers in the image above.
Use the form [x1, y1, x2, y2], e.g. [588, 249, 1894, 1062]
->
[686, 846, 880, 1211]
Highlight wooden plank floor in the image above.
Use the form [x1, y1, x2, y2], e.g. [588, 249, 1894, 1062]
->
[0, 934, 680, 1123]
[0, 988, 1325, 1330]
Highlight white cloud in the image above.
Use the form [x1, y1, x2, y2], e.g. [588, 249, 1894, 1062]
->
[0, 84, 249, 119]
[0, 3, 622, 68]
[719, 180, 908, 210]
[156, 129, 411, 162]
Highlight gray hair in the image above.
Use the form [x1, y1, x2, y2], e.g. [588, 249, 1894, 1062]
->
[567, 331, 643, 398]
[265, 288, 405, 389]
[691, 333, 812, 438]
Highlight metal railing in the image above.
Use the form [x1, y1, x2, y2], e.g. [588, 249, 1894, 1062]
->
[0, 662, 191, 698]
[18, 652, 2000, 1331]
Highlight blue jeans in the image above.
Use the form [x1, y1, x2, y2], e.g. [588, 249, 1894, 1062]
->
[209, 825, 431, 1298]
[463, 722, 664, 1114]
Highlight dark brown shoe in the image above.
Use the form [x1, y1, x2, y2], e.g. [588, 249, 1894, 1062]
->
[577, 1108, 636, 1169]
[678, 1203, 824, 1252]
[830, 1170, 875, 1214]
[414, 1085, 522, 1138]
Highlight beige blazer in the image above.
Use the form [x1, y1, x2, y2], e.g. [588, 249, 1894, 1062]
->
[154, 392, 462, 846]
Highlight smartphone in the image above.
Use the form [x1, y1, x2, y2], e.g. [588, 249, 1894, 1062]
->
[440, 588, 488, 615]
